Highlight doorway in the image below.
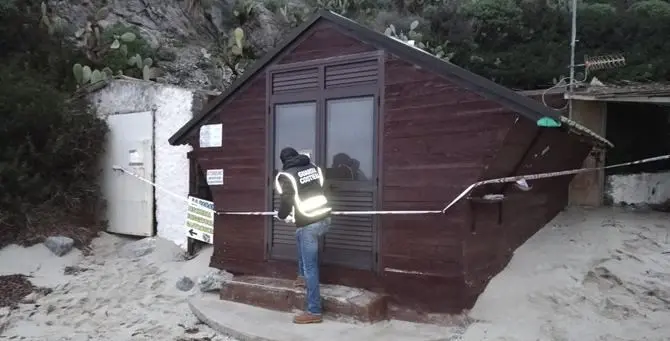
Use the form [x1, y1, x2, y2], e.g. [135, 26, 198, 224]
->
[102, 111, 155, 237]
[268, 96, 378, 270]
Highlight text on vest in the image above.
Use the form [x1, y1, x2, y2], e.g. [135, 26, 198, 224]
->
[297, 167, 320, 184]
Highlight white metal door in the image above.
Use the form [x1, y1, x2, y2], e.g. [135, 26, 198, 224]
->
[102, 111, 155, 237]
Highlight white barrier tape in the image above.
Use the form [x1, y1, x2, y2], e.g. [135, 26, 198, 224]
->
[441, 154, 670, 213]
[113, 154, 670, 217]
[111, 165, 443, 216]
[111, 165, 201, 207]
[218, 210, 443, 216]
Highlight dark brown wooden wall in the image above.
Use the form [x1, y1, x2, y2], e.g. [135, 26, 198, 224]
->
[461, 115, 593, 304]
[191, 74, 267, 272]
[188, 20, 597, 314]
[379, 56, 520, 311]
[277, 22, 375, 64]
[195, 21, 379, 278]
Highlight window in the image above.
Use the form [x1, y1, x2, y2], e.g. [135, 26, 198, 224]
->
[273, 102, 317, 173]
[325, 96, 375, 181]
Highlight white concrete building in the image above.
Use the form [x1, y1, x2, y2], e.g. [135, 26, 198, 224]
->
[88, 78, 218, 248]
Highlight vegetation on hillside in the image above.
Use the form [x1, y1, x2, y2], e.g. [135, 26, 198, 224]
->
[0, 0, 109, 247]
[218, 0, 670, 90]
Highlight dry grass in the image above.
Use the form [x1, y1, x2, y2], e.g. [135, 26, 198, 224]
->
[0, 275, 36, 308]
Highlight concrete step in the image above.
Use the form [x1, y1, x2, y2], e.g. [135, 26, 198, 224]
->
[189, 297, 460, 341]
[219, 276, 388, 323]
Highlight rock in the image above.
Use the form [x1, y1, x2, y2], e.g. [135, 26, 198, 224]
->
[118, 237, 187, 262]
[43, 236, 75, 257]
[118, 238, 156, 258]
[176, 276, 195, 291]
[156, 47, 178, 61]
[198, 269, 232, 292]
[63, 266, 89, 275]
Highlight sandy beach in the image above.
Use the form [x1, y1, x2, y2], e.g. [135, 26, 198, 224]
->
[1, 207, 669, 341]
[0, 234, 233, 341]
[463, 207, 670, 341]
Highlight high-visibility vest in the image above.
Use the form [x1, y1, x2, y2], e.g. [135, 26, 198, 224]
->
[274, 164, 331, 218]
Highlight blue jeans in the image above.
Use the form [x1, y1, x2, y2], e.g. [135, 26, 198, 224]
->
[295, 217, 331, 315]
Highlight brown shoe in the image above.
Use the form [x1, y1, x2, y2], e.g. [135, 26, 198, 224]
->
[293, 276, 305, 288]
[293, 312, 322, 324]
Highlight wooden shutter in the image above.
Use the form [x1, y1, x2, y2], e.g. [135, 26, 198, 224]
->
[270, 188, 376, 270]
[270, 192, 297, 260]
[325, 59, 378, 88]
[272, 68, 319, 94]
[321, 188, 375, 270]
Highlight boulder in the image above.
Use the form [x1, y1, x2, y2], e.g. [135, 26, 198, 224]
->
[176, 276, 195, 291]
[197, 269, 232, 293]
[43, 236, 75, 257]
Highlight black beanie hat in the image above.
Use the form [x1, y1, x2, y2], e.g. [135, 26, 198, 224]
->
[279, 147, 299, 164]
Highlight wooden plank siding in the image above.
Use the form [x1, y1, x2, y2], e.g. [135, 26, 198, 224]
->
[192, 75, 268, 269]
[186, 19, 599, 314]
[461, 117, 594, 303]
[276, 22, 375, 64]
[379, 56, 520, 310]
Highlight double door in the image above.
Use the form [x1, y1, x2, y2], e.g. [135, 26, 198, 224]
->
[268, 96, 377, 270]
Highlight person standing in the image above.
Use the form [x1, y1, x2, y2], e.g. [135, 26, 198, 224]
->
[274, 147, 332, 324]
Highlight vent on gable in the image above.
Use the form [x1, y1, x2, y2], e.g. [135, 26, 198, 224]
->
[272, 68, 319, 94]
[325, 59, 378, 88]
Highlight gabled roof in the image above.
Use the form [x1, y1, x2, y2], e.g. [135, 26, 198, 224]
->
[169, 10, 610, 147]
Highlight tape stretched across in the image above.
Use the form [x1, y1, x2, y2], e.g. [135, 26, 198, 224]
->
[112, 154, 670, 217]
[440, 154, 670, 213]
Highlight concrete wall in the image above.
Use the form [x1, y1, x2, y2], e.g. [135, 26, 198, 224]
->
[568, 100, 607, 206]
[90, 79, 197, 248]
[606, 171, 670, 206]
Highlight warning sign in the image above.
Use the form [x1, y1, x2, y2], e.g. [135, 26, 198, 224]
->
[185, 196, 215, 244]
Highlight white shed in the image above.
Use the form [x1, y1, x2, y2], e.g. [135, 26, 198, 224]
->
[87, 78, 218, 248]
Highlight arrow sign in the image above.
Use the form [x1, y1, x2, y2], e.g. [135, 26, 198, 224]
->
[185, 196, 215, 244]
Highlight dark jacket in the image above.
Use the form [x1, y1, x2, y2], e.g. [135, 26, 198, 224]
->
[275, 154, 331, 227]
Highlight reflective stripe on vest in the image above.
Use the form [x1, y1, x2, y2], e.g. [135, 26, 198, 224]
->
[274, 168, 331, 218]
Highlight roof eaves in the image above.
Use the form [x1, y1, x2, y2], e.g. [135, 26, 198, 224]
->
[559, 116, 613, 148]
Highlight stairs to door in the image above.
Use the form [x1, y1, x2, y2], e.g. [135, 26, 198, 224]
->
[219, 275, 388, 323]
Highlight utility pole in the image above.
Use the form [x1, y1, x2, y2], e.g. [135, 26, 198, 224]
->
[568, 0, 578, 119]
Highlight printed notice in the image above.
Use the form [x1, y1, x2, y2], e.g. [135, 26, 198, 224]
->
[128, 149, 142, 165]
[206, 169, 224, 185]
[185, 196, 215, 244]
[199, 124, 222, 148]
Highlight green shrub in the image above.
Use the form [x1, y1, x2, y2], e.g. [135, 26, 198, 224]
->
[0, 1, 108, 247]
[99, 23, 157, 78]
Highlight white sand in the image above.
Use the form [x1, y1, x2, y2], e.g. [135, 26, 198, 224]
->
[1, 207, 668, 341]
[0, 233, 234, 341]
[463, 207, 670, 341]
